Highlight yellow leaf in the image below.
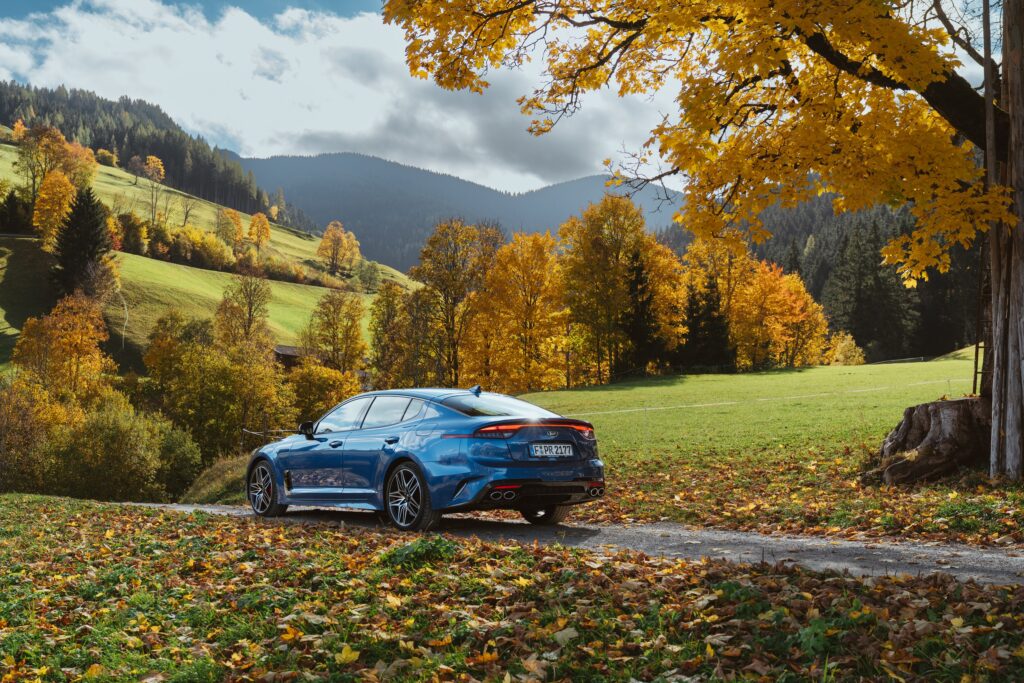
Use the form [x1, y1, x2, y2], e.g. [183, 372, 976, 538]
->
[950, 617, 964, 628]
[385, 594, 403, 608]
[335, 644, 360, 665]
[706, 643, 715, 658]
[85, 664, 105, 678]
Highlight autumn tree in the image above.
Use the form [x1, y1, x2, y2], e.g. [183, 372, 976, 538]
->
[382, 1, 1024, 475]
[286, 358, 361, 421]
[32, 170, 76, 251]
[14, 124, 71, 203]
[410, 219, 503, 386]
[368, 280, 409, 388]
[303, 289, 367, 374]
[215, 207, 245, 250]
[317, 220, 361, 276]
[143, 155, 165, 229]
[465, 232, 567, 393]
[214, 274, 274, 350]
[559, 195, 649, 382]
[12, 293, 115, 404]
[52, 188, 116, 299]
[248, 212, 272, 253]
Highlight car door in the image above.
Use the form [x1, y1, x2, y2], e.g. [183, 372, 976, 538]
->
[278, 397, 371, 501]
[342, 396, 420, 501]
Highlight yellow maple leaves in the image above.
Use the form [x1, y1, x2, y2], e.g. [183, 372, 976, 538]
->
[32, 170, 76, 252]
[384, 0, 1013, 281]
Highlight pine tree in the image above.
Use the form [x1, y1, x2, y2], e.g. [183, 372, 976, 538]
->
[679, 276, 735, 371]
[52, 188, 112, 297]
[616, 248, 662, 376]
[822, 221, 918, 361]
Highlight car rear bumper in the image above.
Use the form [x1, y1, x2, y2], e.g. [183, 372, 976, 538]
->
[433, 458, 606, 511]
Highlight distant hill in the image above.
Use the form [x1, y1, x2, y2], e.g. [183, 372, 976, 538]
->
[232, 152, 684, 271]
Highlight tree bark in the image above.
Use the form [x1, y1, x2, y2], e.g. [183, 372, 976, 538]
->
[990, 0, 1024, 479]
[865, 398, 990, 485]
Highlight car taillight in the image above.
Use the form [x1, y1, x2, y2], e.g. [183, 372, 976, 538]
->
[475, 424, 523, 439]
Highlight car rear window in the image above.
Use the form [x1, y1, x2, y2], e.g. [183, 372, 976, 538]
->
[441, 393, 559, 418]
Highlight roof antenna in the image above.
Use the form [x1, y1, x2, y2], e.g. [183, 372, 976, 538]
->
[468, 384, 482, 396]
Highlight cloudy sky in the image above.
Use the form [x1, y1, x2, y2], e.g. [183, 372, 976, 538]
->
[0, 0, 673, 192]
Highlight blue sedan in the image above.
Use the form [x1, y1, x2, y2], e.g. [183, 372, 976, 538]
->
[246, 387, 606, 530]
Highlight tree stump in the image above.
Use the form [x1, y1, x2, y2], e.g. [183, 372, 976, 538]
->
[863, 397, 990, 485]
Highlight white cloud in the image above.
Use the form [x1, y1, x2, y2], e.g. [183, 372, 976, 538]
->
[0, 1, 674, 192]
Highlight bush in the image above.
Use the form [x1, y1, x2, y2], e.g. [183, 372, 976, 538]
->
[170, 225, 235, 271]
[118, 212, 149, 255]
[61, 393, 201, 502]
[96, 148, 118, 167]
[179, 452, 249, 505]
[825, 331, 866, 366]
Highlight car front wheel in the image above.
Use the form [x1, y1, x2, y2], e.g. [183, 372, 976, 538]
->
[520, 505, 571, 525]
[248, 461, 288, 517]
[386, 463, 441, 531]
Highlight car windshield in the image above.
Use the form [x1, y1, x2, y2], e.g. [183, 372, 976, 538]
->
[441, 393, 559, 418]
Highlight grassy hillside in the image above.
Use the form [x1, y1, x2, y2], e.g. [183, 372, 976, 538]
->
[0, 240, 373, 370]
[0, 143, 411, 288]
[0, 237, 57, 372]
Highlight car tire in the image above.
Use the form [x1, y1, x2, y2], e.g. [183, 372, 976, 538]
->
[520, 505, 571, 525]
[385, 462, 441, 531]
[248, 460, 288, 517]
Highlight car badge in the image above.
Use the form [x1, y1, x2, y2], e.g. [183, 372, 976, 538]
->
[544, 430, 559, 439]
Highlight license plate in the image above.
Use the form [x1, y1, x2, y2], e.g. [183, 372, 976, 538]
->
[530, 443, 574, 458]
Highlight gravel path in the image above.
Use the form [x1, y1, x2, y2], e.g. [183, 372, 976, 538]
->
[141, 503, 1024, 585]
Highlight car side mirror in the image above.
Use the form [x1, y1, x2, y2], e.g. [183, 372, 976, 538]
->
[299, 421, 315, 440]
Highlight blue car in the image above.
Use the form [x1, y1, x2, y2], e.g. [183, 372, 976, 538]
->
[246, 387, 606, 530]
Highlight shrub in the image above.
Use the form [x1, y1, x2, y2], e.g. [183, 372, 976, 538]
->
[118, 212, 148, 255]
[170, 225, 234, 271]
[96, 148, 118, 167]
[825, 331, 866, 366]
[179, 453, 249, 505]
[61, 393, 201, 502]
[0, 376, 79, 494]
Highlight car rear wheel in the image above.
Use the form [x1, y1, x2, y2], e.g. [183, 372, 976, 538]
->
[248, 461, 288, 517]
[520, 505, 571, 525]
[386, 463, 441, 531]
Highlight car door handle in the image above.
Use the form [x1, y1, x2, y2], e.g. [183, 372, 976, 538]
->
[384, 436, 399, 445]
[329, 440, 343, 448]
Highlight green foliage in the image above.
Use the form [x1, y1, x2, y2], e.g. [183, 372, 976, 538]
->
[678, 276, 735, 371]
[51, 187, 112, 296]
[378, 536, 459, 568]
[60, 393, 201, 502]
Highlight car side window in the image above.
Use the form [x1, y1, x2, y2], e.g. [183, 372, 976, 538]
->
[402, 399, 425, 422]
[317, 397, 371, 434]
[361, 396, 412, 430]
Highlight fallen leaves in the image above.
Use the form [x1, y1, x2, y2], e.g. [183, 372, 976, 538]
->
[2, 495, 1024, 681]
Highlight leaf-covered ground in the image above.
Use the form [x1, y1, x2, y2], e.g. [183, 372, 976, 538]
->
[3, 495, 1024, 682]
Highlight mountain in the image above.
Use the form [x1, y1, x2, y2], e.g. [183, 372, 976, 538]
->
[233, 152, 684, 271]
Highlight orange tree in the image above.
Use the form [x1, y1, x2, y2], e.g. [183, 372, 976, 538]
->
[384, 0, 1024, 477]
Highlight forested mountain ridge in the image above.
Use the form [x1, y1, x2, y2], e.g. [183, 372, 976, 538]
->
[233, 151, 684, 270]
[0, 81, 291, 221]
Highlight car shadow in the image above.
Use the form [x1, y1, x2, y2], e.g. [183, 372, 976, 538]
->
[276, 506, 605, 545]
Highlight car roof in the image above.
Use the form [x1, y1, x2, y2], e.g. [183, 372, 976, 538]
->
[358, 388, 478, 401]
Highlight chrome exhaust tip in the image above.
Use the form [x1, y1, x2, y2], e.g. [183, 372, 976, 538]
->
[589, 487, 600, 497]
[597, 487, 605, 497]
[489, 490, 504, 501]
[502, 490, 517, 501]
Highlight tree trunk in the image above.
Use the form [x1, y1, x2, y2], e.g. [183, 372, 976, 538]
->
[990, 0, 1024, 479]
[865, 398, 990, 485]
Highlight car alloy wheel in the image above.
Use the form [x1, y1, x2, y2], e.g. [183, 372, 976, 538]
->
[249, 462, 290, 516]
[385, 463, 441, 531]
